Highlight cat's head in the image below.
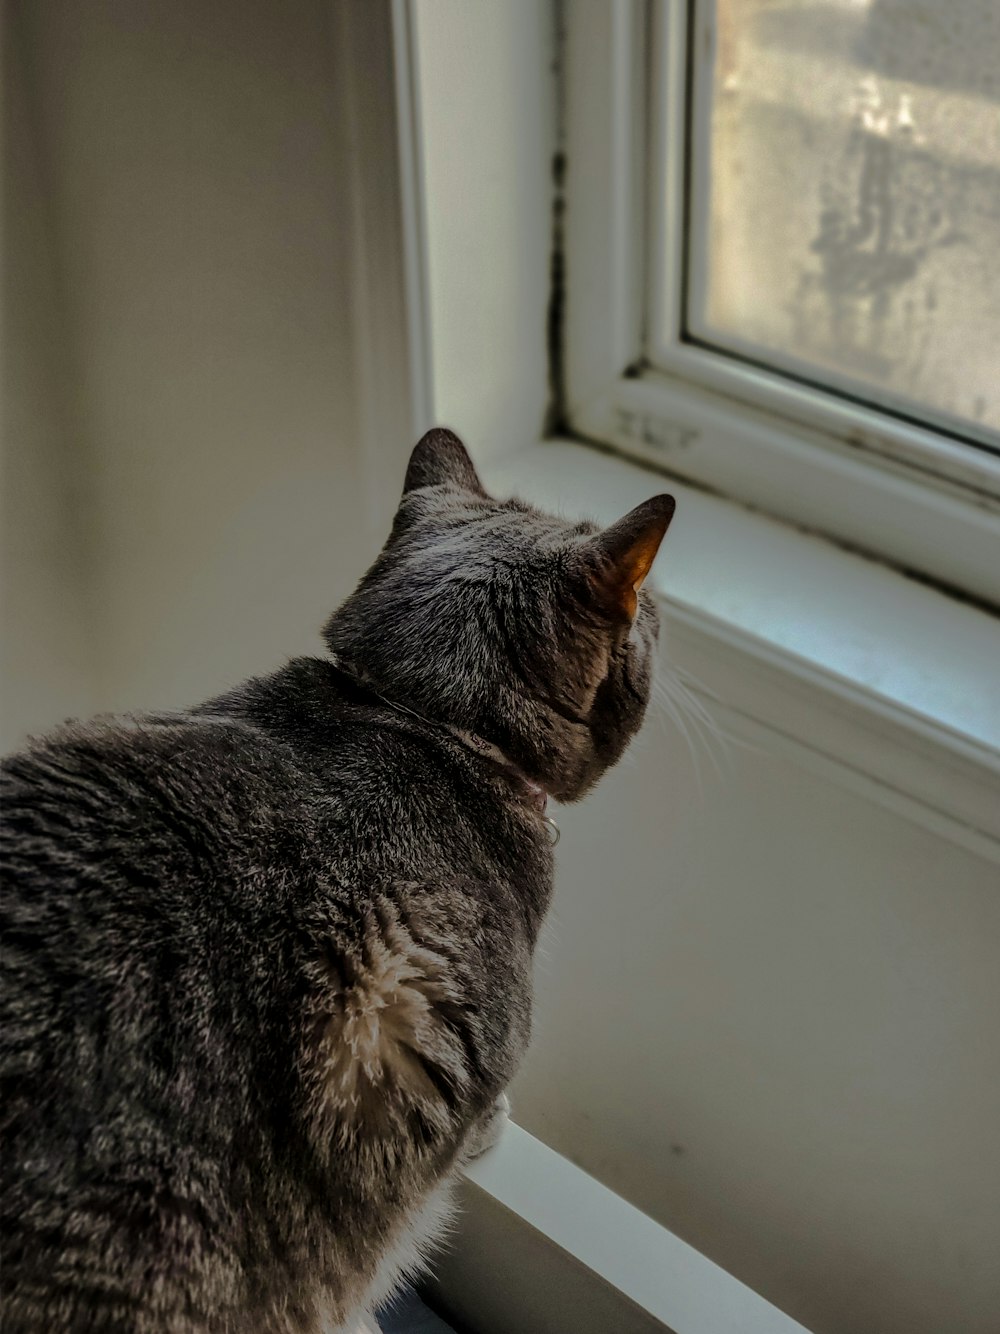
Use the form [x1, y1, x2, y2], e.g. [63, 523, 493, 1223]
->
[323, 429, 674, 802]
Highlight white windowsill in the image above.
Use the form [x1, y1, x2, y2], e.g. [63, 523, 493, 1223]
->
[429, 1123, 810, 1334]
[483, 439, 1000, 861]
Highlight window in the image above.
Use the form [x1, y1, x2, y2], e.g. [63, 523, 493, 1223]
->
[685, 0, 999, 444]
[563, 0, 1000, 606]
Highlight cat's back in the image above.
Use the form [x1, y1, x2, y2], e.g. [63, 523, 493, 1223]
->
[2, 710, 306, 1080]
[0, 710, 335, 1326]
[2, 707, 314, 863]
[0, 664, 547, 1329]
[1, 707, 317, 1060]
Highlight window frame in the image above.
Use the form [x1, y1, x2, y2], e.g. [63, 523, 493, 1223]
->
[563, 0, 1000, 607]
[401, 0, 1000, 858]
[678, 0, 999, 459]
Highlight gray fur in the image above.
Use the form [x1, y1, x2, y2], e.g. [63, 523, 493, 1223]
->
[1, 430, 671, 1332]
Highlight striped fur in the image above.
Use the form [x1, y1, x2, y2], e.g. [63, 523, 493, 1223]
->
[1, 431, 667, 1331]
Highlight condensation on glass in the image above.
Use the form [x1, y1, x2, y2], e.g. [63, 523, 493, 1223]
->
[686, 0, 1000, 441]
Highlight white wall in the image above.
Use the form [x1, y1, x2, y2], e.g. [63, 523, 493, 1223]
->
[4, 0, 371, 740]
[2, 14, 96, 749]
[414, 0, 553, 464]
[512, 722, 1000, 1334]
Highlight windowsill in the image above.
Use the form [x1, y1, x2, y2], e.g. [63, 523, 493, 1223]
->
[427, 1122, 809, 1334]
[483, 438, 1000, 858]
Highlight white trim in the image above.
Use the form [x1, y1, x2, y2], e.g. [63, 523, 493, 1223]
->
[409, 0, 554, 468]
[428, 1123, 811, 1334]
[483, 440, 1000, 863]
[563, 0, 647, 408]
[642, 343, 1000, 502]
[678, 0, 711, 367]
[665, 604, 1000, 867]
[390, 0, 435, 438]
[574, 370, 1000, 607]
[646, 0, 688, 361]
[565, 0, 1000, 603]
[339, 0, 432, 540]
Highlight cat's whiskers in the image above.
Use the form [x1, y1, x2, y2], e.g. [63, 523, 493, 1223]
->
[674, 664, 761, 763]
[650, 663, 735, 791]
[649, 673, 702, 794]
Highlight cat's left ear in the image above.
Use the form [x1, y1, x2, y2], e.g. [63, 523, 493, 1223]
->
[402, 428, 486, 497]
[584, 494, 676, 620]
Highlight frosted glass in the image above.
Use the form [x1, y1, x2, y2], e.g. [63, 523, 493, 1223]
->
[688, 0, 1000, 440]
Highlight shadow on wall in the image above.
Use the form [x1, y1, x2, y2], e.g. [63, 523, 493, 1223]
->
[2, 0, 378, 752]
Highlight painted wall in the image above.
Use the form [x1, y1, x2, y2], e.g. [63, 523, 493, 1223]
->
[2, 15, 96, 750]
[512, 720, 1000, 1334]
[4, 0, 369, 744]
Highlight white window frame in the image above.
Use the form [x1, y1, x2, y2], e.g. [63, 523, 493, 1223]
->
[363, 0, 1000, 863]
[564, 0, 1000, 608]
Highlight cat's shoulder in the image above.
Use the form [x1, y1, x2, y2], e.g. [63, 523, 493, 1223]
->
[0, 705, 307, 816]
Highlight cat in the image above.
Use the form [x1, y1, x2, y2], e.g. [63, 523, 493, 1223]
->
[0, 428, 674, 1333]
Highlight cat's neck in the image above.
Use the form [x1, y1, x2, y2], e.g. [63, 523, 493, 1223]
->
[326, 655, 559, 842]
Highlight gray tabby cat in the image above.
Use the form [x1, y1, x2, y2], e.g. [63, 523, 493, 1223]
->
[1, 430, 674, 1333]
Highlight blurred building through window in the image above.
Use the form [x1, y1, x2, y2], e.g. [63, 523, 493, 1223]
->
[682, 0, 1000, 441]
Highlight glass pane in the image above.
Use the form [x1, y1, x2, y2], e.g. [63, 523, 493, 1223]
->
[687, 0, 1000, 442]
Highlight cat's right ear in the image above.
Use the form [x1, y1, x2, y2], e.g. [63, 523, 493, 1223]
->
[582, 494, 676, 620]
[402, 428, 486, 497]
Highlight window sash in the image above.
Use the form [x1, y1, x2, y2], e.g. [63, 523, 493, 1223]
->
[651, 0, 1000, 478]
[563, 0, 1000, 605]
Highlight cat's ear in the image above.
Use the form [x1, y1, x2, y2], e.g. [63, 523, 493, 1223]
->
[402, 428, 486, 497]
[584, 494, 676, 620]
